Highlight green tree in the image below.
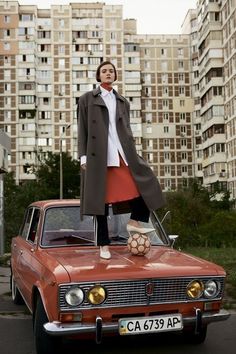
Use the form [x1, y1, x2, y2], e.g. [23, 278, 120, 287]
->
[4, 153, 80, 251]
[35, 151, 80, 199]
[159, 179, 236, 248]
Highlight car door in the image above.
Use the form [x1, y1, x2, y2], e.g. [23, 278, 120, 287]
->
[16, 207, 41, 306]
[12, 207, 34, 295]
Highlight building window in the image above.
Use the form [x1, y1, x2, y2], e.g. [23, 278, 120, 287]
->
[163, 100, 169, 108]
[178, 61, 184, 69]
[164, 139, 170, 147]
[4, 83, 11, 92]
[4, 97, 11, 105]
[59, 45, 65, 54]
[4, 15, 10, 23]
[164, 152, 170, 160]
[4, 56, 10, 64]
[59, 31, 64, 40]
[164, 179, 171, 189]
[4, 43, 10, 50]
[59, 59, 65, 68]
[181, 152, 187, 160]
[4, 29, 10, 37]
[59, 19, 65, 28]
[163, 113, 169, 121]
[164, 166, 171, 174]
[39, 111, 51, 119]
[179, 86, 185, 95]
[4, 111, 11, 120]
[163, 86, 168, 95]
[145, 113, 152, 123]
[19, 14, 34, 21]
[161, 48, 167, 56]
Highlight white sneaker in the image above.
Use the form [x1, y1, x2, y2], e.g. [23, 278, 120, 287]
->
[127, 225, 155, 234]
[100, 247, 111, 260]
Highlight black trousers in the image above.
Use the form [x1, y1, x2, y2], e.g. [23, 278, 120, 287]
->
[95, 196, 150, 246]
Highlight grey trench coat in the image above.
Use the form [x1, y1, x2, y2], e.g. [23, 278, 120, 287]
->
[78, 86, 165, 216]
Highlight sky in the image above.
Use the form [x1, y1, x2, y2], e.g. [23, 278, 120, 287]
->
[17, 0, 197, 34]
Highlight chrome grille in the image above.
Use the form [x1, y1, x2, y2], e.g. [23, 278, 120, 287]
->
[59, 277, 225, 311]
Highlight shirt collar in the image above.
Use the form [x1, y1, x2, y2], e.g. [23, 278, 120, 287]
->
[100, 85, 114, 97]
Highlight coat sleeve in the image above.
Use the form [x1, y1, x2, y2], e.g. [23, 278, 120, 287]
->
[78, 94, 88, 159]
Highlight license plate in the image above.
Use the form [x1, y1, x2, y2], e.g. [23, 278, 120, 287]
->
[119, 314, 183, 335]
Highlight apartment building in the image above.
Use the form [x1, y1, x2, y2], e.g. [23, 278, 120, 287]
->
[183, 0, 234, 195]
[182, 8, 203, 182]
[222, 0, 236, 199]
[124, 32, 194, 191]
[197, 0, 227, 192]
[0, 1, 194, 192]
[0, 1, 125, 182]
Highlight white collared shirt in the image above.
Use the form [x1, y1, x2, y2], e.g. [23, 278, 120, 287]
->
[81, 87, 128, 167]
[100, 86, 127, 166]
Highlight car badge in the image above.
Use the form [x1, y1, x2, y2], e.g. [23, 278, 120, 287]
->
[146, 282, 154, 296]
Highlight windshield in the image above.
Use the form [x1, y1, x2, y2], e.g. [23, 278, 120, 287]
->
[41, 206, 168, 248]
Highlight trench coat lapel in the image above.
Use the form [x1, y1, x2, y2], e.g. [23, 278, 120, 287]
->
[92, 87, 106, 107]
[113, 90, 126, 122]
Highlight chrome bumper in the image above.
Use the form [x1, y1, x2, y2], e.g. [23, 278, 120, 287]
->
[44, 309, 230, 342]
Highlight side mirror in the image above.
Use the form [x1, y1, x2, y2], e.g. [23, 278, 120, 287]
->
[168, 234, 179, 247]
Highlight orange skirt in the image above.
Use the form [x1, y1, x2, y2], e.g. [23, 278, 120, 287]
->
[105, 158, 140, 204]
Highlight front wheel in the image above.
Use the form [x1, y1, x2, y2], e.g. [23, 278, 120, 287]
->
[183, 325, 207, 344]
[34, 296, 61, 354]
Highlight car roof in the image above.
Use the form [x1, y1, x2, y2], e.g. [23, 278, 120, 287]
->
[29, 199, 81, 209]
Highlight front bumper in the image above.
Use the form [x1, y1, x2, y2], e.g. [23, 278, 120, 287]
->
[44, 309, 230, 342]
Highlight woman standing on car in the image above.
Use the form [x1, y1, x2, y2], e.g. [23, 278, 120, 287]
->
[78, 61, 165, 259]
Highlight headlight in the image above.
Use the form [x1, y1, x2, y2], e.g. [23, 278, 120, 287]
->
[204, 280, 218, 298]
[65, 286, 84, 306]
[87, 285, 106, 305]
[187, 280, 204, 299]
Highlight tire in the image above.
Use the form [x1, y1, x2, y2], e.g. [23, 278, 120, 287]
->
[34, 296, 61, 354]
[10, 272, 24, 305]
[183, 325, 207, 344]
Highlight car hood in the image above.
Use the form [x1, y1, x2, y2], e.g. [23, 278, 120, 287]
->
[45, 246, 225, 283]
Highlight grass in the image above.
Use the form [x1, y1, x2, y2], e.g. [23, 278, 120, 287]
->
[0, 253, 11, 267]
[183, 247, 236, 310]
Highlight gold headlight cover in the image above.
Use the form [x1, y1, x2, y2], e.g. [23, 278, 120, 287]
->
[187, 280, 204, 299]
[87, 285, 106, 305]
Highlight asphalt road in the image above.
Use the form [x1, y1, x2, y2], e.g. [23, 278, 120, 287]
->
[1, 266, 236, 354]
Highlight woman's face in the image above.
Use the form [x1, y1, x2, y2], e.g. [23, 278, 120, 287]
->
[99, 64, 116, 84]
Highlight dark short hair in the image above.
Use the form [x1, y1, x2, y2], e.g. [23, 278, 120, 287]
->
[96, 61, 117, 82]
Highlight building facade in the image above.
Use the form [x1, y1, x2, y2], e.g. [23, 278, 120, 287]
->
[183, 0, 236, 198]
[2, 0, 236, 199]
[222, 0, 236, 199]
[0, 1, 194, 192]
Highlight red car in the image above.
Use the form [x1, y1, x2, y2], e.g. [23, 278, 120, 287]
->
[10, 200, 230, 354]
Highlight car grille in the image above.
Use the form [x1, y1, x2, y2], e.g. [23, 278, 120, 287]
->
[59, 276, 225, 311]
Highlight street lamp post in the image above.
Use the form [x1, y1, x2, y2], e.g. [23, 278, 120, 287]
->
[59, 124, 71, 199]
